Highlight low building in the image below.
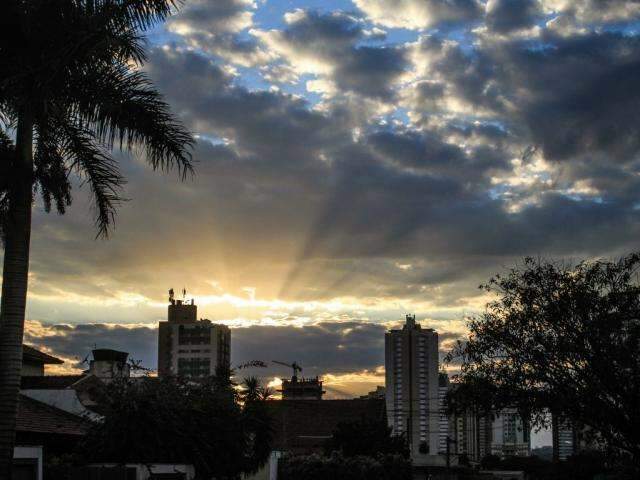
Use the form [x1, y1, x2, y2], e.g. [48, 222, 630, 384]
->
[21, 348, 132, 419]
[14, 394, 90, 480]
[244, 398, 387, 480]
[268, 398, 386, 455]
[21, 345, 64, 376]
[279, 376, 325, 400]
[359, 385, 385, 400]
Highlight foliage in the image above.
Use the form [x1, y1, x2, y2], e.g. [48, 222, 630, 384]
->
[0, 0, 193, 237]
[79, 374, 273, 480]
[324, 417, 409, 458]
[446, 254, 640, 464]
[279, 452, 411, 480]
[479, 451, 637, 480]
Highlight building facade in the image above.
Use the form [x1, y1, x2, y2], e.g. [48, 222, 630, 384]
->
[385, 315, 440, 458]
[491, 409, 531, 457]
[157, 291, 231, 377]
[437, 373, 450, 455]
[449, 410, 492, 462]
[279, 377, 325, 400]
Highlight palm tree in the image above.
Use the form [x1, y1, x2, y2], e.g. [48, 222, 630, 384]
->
[0, 0, 193, 472]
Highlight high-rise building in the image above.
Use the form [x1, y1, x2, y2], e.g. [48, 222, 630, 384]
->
[157, 289, 231, 378]
[449, 409, 492, 462]
[385, 314, 440, 458]
[438, 372, 450, 455]
[491, 409, 530, 457]
[552, 417, 577, 461]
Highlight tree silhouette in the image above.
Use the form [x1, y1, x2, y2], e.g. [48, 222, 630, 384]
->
[447, 254, 640, 468]
[80, 375, 273, 479]
[0, 0, 193, 472]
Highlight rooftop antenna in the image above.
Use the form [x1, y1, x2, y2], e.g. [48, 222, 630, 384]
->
[182, 287, 187, 301]
[169, 288, 175, 304]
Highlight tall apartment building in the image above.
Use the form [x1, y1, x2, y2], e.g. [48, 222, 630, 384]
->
[449, 410, 492, 462]
[157, 290, 231, 378]
[552, 415, 599, 461]
[491, 409, 531, 457]
[385, 314, 440, 458]
[552, 417, 577, 461]
[438, 372, 450, 454]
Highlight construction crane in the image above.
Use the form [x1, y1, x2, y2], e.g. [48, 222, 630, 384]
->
[272, 360, 303, 380]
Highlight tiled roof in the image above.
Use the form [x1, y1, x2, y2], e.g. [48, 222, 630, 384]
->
[267, 399, 386, 454]
[21, 375, 86, 389]
[16, 394, 90, 436]
[23, 345, 64, 365]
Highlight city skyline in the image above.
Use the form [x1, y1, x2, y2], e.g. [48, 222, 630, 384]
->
[7, 0, 639, 451]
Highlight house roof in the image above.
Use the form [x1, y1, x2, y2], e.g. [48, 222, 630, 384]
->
[267, 398, 386, 454]
[23, 345, 64, 365]
[21, 375, 86, 389]
[16, 394, 90, 436]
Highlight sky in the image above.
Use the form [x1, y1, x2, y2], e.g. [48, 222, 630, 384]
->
[5, 0, 640, 446]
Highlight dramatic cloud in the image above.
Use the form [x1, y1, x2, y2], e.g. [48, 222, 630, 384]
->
[353, 0, 482, 30]
[542, 0, 640, 24]
[254, 10, 407, 99]
[485, 0, 543, 33]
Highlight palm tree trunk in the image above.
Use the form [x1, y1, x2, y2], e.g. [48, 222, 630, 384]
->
[0, 110, 33, 477]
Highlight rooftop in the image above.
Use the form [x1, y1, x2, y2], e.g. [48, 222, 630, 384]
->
[16, 394, 90, 436]
[23, 345, 64, 365]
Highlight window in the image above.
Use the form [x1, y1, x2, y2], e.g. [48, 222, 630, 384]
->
[177, 357, 211, 377]
[178, 325, 211, 345]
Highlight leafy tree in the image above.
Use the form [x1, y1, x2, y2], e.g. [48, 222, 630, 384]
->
[324, 417, 409, 458]
[0, 0, 193, 471]
[80, 375, 273, 479]
[279, 452, 411, 480]
[447, 255, 640, 467]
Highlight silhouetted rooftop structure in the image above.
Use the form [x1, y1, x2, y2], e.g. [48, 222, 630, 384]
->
[16, 394, 89, 437]
[22, 344, 64, 376]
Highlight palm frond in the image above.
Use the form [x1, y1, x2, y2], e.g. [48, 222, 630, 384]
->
[70, 62, 194, 178]
[99, 0, 183, 32]
[58, 122, 126, 237]
[34, 125, 73, 215]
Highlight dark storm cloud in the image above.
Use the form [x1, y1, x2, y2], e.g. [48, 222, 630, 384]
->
[485, 0, 543, 33]
[257, 10, 408, 99]
[413, 31, 640, 165]
[24, 323, 158, 370]
[366, 129, 510, 179]
[25, 320, 463, 377]
[499, 32, 640, 163]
